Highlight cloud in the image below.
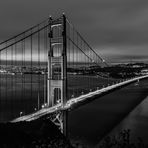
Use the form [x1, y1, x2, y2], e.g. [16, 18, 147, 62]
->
[0, 0, 148, 62]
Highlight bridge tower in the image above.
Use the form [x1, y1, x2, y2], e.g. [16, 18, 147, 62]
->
[47, 14, 67, 136]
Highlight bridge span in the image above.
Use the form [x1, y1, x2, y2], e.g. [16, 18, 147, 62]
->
[12, 75, 148, 123]
[1, 14, 148, 135]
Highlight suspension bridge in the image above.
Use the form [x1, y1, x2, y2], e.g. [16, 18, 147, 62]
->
[0, 14, 148, 136]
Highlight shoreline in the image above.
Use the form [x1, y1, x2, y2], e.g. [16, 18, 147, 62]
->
[97, 94, 148, 147]
[103, 94, 148, 146]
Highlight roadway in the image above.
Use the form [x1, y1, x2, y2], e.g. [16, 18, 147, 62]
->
[12, 75, 148, 123]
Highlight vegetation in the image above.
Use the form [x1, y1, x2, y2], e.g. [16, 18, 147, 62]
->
[71, 129, 146, 148]
[0, 120, 147, 148]
[0, 119, 73, 148]
[98, 129, 146, 148]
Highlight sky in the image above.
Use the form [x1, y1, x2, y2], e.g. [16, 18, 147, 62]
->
[0, 0, 148, 63]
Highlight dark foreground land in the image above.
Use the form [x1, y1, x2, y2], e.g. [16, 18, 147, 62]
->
[0, 119, 73, 148]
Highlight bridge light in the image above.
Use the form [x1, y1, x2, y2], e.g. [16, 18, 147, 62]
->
[42, 104, 45, 108]
[44, 103, 48, 107]
[51, 43, 62, 46]
[20, 112, 23, 117]
[51, 24, 62, 28]
[57, 100, 60, 103]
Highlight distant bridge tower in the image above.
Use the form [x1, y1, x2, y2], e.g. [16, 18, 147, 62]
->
[47, 14, 67, 135]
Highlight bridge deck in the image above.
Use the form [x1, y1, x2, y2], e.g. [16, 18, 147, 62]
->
[12, 75, 148, 123]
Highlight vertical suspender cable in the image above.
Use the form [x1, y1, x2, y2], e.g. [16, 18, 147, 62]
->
[10, 46, 14, 116]
[0, 51, 2, 121]
[5, 42, 7, 115]
[23, 34, 25, 112]
[76, 30, 78, 97]
[14, 38, 16, 110]
[30, 29, 33, 111]
[43, 24, 46, 104]
[57, 26, 59, 102]
[45, 24, 48, 104]
[38, 25, 40, 110]
[21, 37, 23, 110]
[72, 26, 75, 98]
[24, 34, 26, 112]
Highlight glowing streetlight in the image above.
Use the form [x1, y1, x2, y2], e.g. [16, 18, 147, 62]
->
[20, 112, 23, 117]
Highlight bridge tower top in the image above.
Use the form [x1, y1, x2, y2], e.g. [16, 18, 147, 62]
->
[47, 14, 67, 107]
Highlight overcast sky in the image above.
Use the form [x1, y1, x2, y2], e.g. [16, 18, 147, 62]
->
[0, 0, 148, 63]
